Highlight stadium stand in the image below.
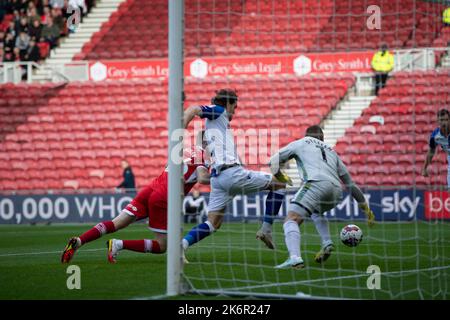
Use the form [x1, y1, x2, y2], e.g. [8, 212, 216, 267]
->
[334, 69, 450, 188]
[75, 0, 449, 61]
[0, 73, 354, 192]
[0, 0, 96, 63]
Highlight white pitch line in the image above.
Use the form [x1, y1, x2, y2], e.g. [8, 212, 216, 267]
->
[222, 265, 450, 292]
[0, 248, 104, 258]
[131, 265, 450, 300]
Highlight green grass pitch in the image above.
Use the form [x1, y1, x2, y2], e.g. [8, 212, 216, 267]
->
[0, 221, 448, 299]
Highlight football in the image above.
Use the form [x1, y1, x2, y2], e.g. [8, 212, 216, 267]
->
[340, 224, 363, 247]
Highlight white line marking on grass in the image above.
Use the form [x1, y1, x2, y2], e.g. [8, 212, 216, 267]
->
[131, 265, 450, 300]
[0, 248, 104, 257]
[221, 265, 450, 292]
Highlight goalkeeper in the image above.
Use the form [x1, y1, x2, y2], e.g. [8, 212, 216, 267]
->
[269, 125, 375, 269]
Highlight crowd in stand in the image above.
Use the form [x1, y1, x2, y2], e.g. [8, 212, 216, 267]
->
[0, 0, 95, 63]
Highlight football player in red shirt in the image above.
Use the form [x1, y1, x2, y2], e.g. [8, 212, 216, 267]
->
[61, 132, 210, 263]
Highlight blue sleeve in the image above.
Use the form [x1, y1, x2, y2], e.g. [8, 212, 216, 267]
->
[429, 129, 438, 149]
[200, 105, 225, 120]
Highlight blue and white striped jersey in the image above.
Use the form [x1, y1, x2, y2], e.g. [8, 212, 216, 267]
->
[429, 127, 450, 159]
[200, 105, 241, 170]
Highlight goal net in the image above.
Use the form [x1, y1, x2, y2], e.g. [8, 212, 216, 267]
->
[176, 0, 450, 299]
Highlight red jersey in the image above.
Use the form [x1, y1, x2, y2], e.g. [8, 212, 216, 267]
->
[148, 147, 208, 200]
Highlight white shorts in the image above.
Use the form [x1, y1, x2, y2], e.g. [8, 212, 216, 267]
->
[207, 166, 272, 213]
[289, 180, 343, 217]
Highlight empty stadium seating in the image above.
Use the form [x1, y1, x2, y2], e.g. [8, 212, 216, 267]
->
[0, 73, 354, 192]
[335, 69, 450, 187]
[74, 0, 449, 61]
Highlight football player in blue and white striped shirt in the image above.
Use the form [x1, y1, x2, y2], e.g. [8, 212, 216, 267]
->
[422, 108, 450, 189]
[181, 89, 292, 260]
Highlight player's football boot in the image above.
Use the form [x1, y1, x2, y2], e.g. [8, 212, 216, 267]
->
[61, 237, 81, 263]
[106, 239, 120, 264]
[314, 243, 335, 264]
[274, 256, 304, 269]
[256, 229, 275, 250]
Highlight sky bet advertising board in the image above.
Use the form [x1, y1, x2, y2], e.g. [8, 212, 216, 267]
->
[0, 189, 448, 224]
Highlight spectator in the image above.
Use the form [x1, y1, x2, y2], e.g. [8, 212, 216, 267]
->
[444, 7, 450, 26]
[41, 6, 51, 24]
[37, 36, 50, 58]
[27, 6, 41, 26]
[51, 7, 65, 33]
[15, 30, 29, 59]
[6, 21, 17, 38]
[371, 44, 394, 96]
[17, 15, 28, 33]
[29, 19, 43, 41]
[12, 9, 21, 28]
[116, 160, 136, 193]
[41, 16, 60, 48]
[24, 38, 40, 62]
[3, 47, 15, 61]
[183, 190, 207, 223]
[0, 47, 4, 62]
[36, 0, 50, 15]
[18, 0, 28, 14]
[4, 32, 15, 52]
[13, 46, 20, 61]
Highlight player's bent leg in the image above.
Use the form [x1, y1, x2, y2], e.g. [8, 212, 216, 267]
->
[310, 213, 334, 263]
[107, 234, 167, 263]
[257, 189, 286, 250]
[61, 214, 133, 263]
[112, 211, 136, 230]
[274, 212, 305, 269]
[208, 212, 224, 230]
[181, 210, 224, 263]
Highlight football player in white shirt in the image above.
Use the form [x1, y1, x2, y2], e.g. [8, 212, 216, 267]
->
[422, 109, 450, 189]
[269, 125, 375, 269]
[181, 89, 292, 259]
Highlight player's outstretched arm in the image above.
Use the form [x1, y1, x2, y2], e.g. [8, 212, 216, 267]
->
[183, 106, 202, 128]
[340, 173, 375, 227]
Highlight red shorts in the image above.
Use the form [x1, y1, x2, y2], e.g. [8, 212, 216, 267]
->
[122, 185, 168, 233]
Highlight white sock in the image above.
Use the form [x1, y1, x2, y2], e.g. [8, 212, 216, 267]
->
[273, 189, 286, 196]
[311, 213, 332, 247]
[182, 239, 189, 250]
[283, 220, 301, 259]
[115, 239, 123, 250]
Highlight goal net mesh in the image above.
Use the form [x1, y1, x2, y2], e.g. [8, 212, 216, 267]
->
[179, 0, 450, 299]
